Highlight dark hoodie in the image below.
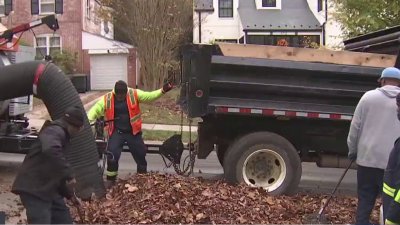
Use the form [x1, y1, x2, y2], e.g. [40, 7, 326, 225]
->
[382, 93, 400, 224]
[11, 119, 74, 201]
[383, 137, 400, 223]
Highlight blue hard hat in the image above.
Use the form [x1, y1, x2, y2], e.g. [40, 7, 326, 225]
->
[379, 67, 400, 80]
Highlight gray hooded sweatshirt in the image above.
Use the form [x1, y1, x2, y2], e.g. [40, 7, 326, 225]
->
[347, 85, 400, 169]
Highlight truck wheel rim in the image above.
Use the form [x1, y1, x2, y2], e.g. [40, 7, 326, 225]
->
[242, 149, 287, 192]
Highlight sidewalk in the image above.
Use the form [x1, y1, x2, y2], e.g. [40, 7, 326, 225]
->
[28, 118, 197, 132]
[26, 91, 107, 119]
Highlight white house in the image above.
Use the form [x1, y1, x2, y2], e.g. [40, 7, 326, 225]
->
[194, 0, 343, 49]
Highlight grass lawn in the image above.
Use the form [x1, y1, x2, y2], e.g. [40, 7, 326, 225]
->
[140, 89, 202, 125]
[142, 130, 197, 143]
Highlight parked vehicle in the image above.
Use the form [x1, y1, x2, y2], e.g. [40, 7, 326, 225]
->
[177, 42, 400, 195]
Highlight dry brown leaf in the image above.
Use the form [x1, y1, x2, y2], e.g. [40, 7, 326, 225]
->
[201, 189, 213, 197]
[247, 191, 256, 200]
[266, 196, 274, 205]
[196, 213, 204, 221]
[71, 172, 380, 225]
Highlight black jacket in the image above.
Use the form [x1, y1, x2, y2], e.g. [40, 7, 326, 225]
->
[11, 119, 74, 201]
[383, 138, 400, 223]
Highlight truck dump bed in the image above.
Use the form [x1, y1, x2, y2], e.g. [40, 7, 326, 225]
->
[179, 43, 397, 120]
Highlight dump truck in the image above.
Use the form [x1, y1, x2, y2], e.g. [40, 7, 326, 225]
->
[177, 43, 400, 195]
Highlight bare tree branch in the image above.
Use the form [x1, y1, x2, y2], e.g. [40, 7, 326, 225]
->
[98, 0, 193, 90]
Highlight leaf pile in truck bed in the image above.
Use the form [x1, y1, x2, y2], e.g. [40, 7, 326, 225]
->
[69, 173, 380, 224]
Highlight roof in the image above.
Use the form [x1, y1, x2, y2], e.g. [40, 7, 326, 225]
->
[343, 25, 400, 55]
[343, 25, 400, 45]
[238, 0, 322, 31]
[82, 31, 133, 51]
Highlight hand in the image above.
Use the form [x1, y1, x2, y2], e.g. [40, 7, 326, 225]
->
[59, 178, 76, 199]
[66, 178, 77, 191]
[67, 178, 77, 186]
[348, 153, 357, 161]
[162, 82, 174, 94]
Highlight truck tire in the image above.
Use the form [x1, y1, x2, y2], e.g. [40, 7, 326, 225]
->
[223, 131, 302, 196]
[216, 143, 228, 166]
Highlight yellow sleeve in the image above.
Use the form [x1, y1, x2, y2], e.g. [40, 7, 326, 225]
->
[136, 89, 163, 103]
[87, 98, 105, 123]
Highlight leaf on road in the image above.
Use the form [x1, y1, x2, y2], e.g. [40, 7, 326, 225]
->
[70, 172, 380, 224]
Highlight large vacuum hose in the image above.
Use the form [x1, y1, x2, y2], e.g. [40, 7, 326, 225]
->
[0, 61, 106, 199]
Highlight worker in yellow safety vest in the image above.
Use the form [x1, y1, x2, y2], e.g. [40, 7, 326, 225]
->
[87, 80, 173, 187]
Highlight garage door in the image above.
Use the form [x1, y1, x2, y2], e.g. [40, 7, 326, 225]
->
[90, 54, 128, 90]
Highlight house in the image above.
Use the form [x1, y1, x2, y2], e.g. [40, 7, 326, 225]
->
[194, 0, 341, 48]
[0, 0, 138, 90]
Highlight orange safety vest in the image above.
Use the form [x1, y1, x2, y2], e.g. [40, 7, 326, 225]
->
[104, 88, 142, 136]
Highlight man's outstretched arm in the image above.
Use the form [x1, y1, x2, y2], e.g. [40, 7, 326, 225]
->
[87, 98, 105, 123]
[137, 82, 174, 103]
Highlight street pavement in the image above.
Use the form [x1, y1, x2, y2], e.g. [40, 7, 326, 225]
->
[0, 150, 358, 196]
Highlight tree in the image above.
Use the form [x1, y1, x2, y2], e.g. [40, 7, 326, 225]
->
[331, 0, 400, 39]
[51, 50, 78, 74]
[98, 0, 193, 90]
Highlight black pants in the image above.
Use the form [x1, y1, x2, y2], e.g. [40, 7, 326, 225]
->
[19, 193, 72, 224]
[356, 165, 384, 225]
[106, 131, 147, 180]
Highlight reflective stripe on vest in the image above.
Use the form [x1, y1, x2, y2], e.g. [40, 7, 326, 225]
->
[128, 88, 136, 106]
[105, 93, 112, 110]
[130, 113, 141, 123]
[127, 88, 142, 135]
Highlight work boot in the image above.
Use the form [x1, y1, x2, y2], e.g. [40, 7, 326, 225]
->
[137, 165, 147, 174]
[105, 179, 116, 189]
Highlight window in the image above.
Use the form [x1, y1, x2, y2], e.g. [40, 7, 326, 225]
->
[40, 0, 55, 14]
[317, 0, 323, 12]
[35, 35, 61, 58]
[86, 0, 91, 19]
[262, 0, 276, 7]
[247, 35, 320, 48]
[0, 0, 11, 15]
[218, 0, 233, 18]
[257, 0, 281, 9]
[0, 0, 4, 15]
[31, 0, 62, 15]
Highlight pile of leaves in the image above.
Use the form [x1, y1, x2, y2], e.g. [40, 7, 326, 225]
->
[69, 173, 380, 224]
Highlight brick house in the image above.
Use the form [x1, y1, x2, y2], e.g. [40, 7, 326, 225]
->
[0, 0, 138, 90]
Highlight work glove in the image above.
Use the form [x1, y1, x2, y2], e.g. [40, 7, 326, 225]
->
[348, 153, 357, 162]
[59, 177, 76, 199]
[162, 81, 174, 94]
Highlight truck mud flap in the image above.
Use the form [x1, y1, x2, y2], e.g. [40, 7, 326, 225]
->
[0, 61, 105, 199]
